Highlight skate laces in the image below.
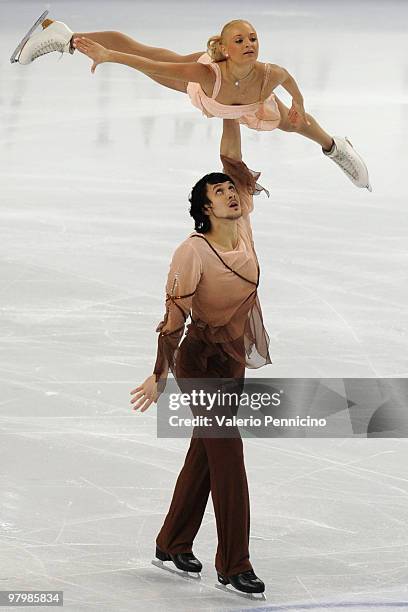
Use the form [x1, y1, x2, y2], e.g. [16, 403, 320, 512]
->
[242, 570, 258, 580]
[332, 144, 359, 180]
[31, 40, 66, 60]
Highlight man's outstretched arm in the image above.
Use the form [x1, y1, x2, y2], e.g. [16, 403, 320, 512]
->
[130, 241, 201, 412]
[220, 119, 242, 162]
[220, 119, 259, 218]
[220, 119, 269, 219]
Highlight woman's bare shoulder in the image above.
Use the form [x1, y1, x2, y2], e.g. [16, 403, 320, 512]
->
[261, 62, 287, 94]
[199, 63, 218, 96]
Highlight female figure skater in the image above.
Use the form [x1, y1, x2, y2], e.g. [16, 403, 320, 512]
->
[11, 13, 371, 191]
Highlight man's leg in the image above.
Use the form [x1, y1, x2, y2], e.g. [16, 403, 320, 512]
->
[204, 433, 252, 577]
[156, 434, 210, 554]
[203, 359, 251, 578]
[157, 404, 253, 577]
[156, 338, 212, 553]
[155, 338, 252, 577]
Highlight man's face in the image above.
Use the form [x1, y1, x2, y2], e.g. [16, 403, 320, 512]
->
[205, 181, 242, 220]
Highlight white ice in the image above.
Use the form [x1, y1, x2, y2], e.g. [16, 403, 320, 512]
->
[0, 0, 407, 610]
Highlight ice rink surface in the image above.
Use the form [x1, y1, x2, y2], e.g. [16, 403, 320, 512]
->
[1, 0, 408, 610]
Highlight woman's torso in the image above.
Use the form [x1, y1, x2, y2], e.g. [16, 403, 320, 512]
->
[202, 59, 272, 105]
[186, 53, 281, 130]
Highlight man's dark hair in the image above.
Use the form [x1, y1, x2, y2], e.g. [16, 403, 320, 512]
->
[188, 172, 235, 233]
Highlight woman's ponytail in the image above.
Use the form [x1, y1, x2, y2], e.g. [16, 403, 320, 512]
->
[206, 35, 227, 62]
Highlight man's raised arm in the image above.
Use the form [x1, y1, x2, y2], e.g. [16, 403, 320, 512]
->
[220, 118, 242, 162]
[220, 119, 258, 218]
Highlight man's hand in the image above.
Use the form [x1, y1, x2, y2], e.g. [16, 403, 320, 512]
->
[73, 37, 111, 73]
[288, 98, 311, 127]
[130, 374, 159, 412]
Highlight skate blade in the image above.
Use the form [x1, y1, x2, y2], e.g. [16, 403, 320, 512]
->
[151, 559, 202, 580]
[215, 583, 267, 600]
[10, 10, 49, 63]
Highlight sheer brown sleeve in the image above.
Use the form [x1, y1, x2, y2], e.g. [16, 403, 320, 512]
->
[220, 155, 270, 218]
[153, 241, 202, 383]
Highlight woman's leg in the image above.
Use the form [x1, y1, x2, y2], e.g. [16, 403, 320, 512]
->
[274, 94, 333, 151]
[273, 94, 372, 189]
[72, 31, 202, 92]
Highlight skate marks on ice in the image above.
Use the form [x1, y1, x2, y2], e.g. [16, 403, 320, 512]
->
[2, 0, 408, 610]
[151, 558, 201, 581]
[230, 600, 408, 611]
[152, 554, 267, 603]
[10, 10, 49, 63]
[152, 558, 268, 602]
[215, 582, 267, 602]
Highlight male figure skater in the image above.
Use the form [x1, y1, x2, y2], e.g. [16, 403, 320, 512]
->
[130, 119, 271, 596]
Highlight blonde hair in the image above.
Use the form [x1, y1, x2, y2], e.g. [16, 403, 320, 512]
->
[207, 19, 251, 62]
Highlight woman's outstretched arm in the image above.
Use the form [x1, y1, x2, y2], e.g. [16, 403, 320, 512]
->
[73, 31, 204, 63]
[268, 64, 310, 126]
[73, 36, 212, 88]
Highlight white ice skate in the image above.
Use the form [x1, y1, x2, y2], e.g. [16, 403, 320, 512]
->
[323, 136, 372, 191]
[10, 12, 74, 64]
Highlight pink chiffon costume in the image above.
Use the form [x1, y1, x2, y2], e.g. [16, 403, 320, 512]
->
[186, 53, 281, 131]
[153, 155, 272, 384]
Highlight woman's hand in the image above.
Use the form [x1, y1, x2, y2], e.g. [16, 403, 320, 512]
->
[130, 374, 159, 412]
[288, 98, 311, 127]
[73, 37, 111, 73]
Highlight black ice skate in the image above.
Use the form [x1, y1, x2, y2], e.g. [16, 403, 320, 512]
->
[216, 569, 267, 600]
[151, 545, 202, 580]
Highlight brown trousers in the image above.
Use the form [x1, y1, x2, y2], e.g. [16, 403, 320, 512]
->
[156, 332, 252, 577]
